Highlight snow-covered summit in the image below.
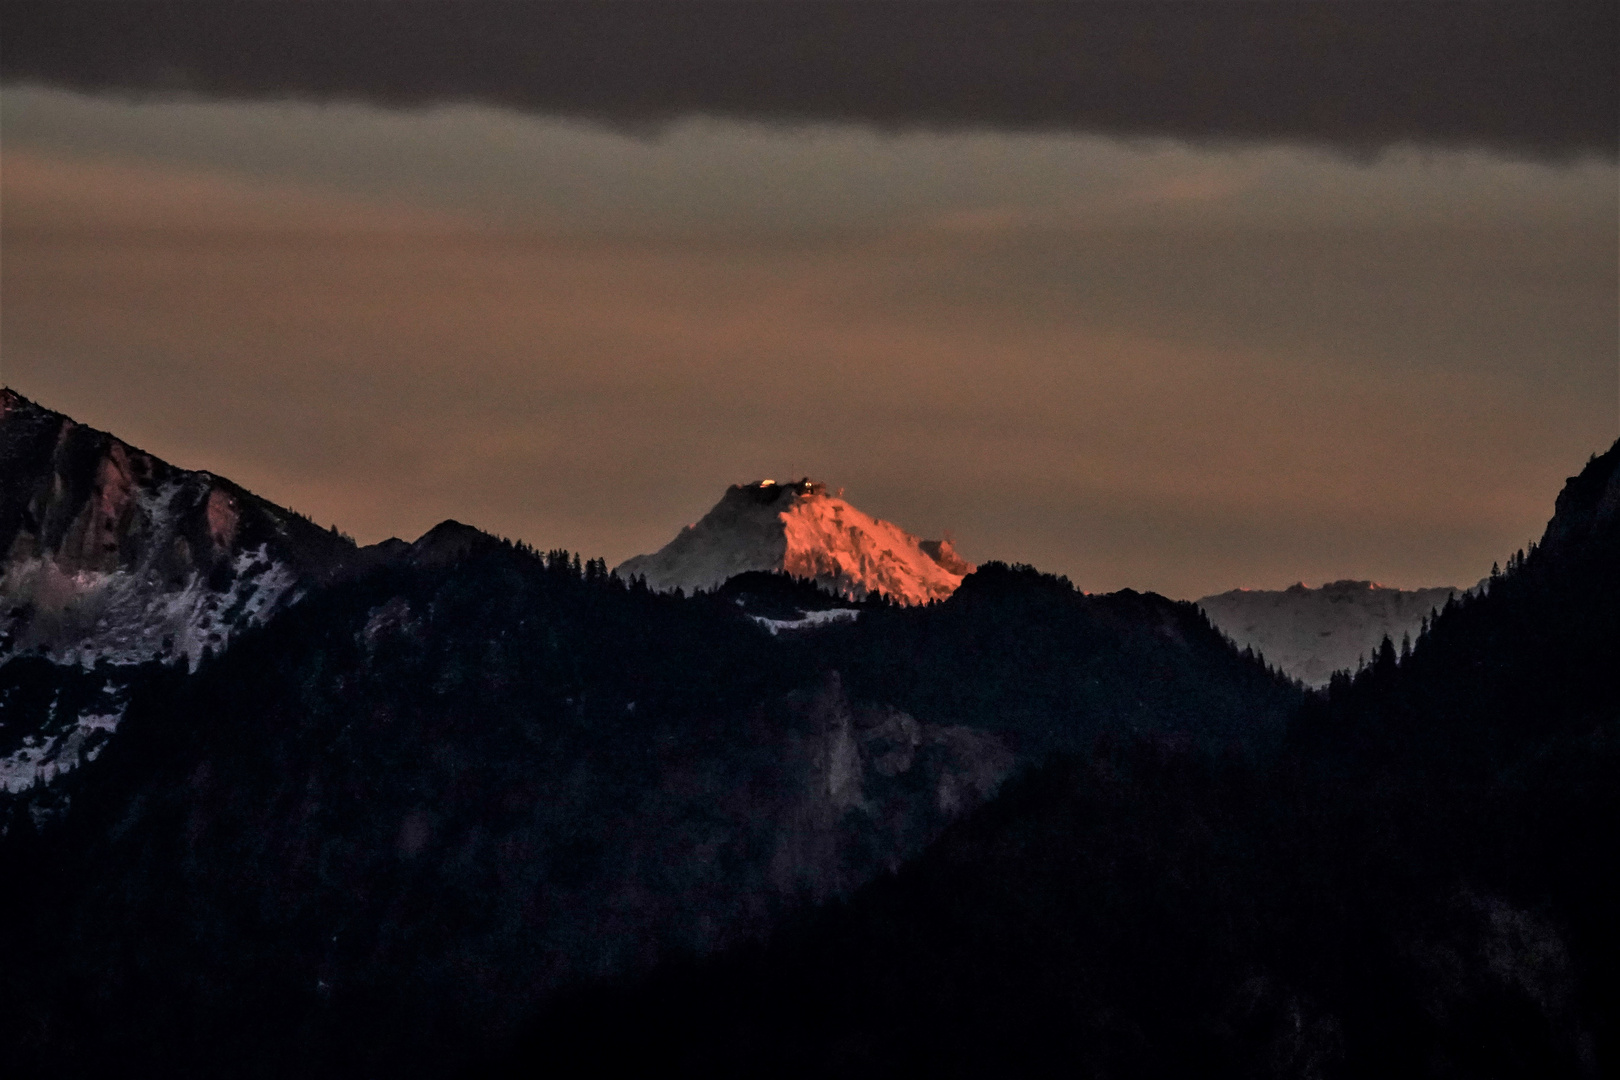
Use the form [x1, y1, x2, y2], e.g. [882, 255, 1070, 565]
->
[616, 479, 973, 605]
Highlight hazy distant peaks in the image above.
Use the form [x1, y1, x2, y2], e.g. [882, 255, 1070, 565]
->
[617, 478, 972, 605]
[1279, 579, 1402, 595]
[1198, 581, 1463, 687]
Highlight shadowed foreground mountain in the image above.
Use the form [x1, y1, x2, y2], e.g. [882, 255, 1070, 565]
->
[0, 391, 546, 799]
[1, 390, 1612, 1078]
[0, 389, 359, 796]
[0, 401, 1297, 1077]
[509, 444, 1620, 1077]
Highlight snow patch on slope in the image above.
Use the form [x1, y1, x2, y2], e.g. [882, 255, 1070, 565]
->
[750, 608, 861, 635]
[1, 544, 300, 670]
[0, 712, 120, 793]
[0, 669, 130, 795]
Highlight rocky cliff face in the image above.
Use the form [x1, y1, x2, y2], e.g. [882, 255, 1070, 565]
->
[0, 388, 357, 793]
[1539, 443, 1620, 558]
[771, 671, 1013, 902]
[1198, 579, 1461, 687]
[617, 479, 972, 604]
[1, 388, 355, 668]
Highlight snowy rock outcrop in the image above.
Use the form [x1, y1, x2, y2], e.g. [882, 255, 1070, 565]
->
[0, 388, 355, 792]
[1, 388, 354, 667]
[617, 479, 973, 604]
[1197, 580, 1461, 687]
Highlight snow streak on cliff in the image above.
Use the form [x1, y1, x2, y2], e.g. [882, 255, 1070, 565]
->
[0, 388, 355, 792]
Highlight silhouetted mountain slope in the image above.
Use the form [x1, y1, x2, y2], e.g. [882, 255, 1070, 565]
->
[1295, 443, 1620, 781]
[506, 443, 1620, 1078]
[0, 538, 1293, 1076]
[818, 563, 1295, 757]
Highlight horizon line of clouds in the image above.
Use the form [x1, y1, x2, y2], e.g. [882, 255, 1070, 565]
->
[3, 0, 1615, 161]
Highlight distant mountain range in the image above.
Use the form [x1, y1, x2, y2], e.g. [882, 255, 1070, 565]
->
[615, 471, 1473, 687]
[2, 385, 1454, 698]
[1197, 580, 1464, 687]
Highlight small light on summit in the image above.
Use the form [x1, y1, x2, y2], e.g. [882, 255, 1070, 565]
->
[760, 479, 776, 487]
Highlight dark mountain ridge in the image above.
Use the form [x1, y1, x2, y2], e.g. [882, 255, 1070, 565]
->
[506, 442, 1620, 1078]
[0, 447, 1296, 1077]
[6, 388, 1607, 1078]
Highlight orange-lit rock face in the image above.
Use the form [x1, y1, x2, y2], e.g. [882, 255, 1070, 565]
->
[60, 440, 142, 573]
[0, 388, 357, 670]
[616, 480, 973, 604]
[205, 487, 240, 553]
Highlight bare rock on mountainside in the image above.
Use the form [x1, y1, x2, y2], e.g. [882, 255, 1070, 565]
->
[1, 389, 583, 797]
[1197, 580, 1462, 687]
[0, 388, 355, 669]
[617, 479, 973, 604]
[1539, 444, 1620, 558]
[0, 388, 360, 793]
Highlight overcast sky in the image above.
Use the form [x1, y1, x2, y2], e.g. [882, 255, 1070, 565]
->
[2, 3, 1615, 598]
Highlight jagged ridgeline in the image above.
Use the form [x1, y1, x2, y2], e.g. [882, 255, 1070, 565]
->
[0, 391, 1297, 1078]
[0, 388, 355, 667]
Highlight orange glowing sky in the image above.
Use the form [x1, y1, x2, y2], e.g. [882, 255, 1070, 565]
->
[2, 21, 1615, 599]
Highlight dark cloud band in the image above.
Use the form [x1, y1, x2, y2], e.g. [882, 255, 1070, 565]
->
[3, 1, 1614, 158]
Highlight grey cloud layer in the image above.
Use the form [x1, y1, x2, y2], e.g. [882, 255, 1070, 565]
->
[4, 1, 1615, 159]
